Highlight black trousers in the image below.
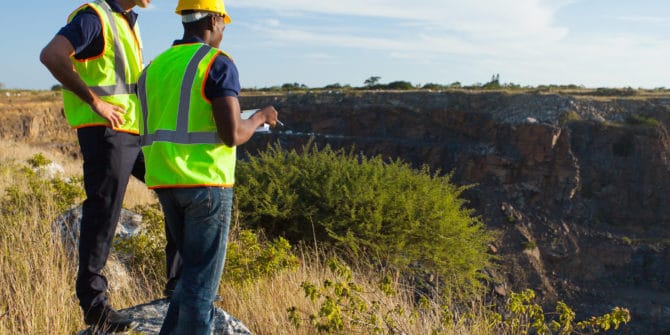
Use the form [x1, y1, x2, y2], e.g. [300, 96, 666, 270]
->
[75, 126, 181, 310]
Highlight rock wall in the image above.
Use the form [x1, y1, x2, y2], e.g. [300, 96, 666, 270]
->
[239, 91, 670, 334]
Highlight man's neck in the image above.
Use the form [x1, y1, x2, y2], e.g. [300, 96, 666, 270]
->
[112, 0, 135, 13]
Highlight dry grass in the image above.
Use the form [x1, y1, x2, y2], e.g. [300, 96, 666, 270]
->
[0, 140, 502, 335]
[0, 140, 157, 334]
[0, 181, 80, 333]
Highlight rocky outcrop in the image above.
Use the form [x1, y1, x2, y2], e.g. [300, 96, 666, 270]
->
[77, 299, 251, 335]
[0, 91, 78, 155]
[238, 91, 670, 334]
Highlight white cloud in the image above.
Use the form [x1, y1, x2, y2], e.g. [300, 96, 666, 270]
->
[229, 0, 670, 87]
[232, 0, 570, 40]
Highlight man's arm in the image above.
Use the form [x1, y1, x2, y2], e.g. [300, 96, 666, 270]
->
[39, 35, 126, 128]
[212, 96, 278, 147]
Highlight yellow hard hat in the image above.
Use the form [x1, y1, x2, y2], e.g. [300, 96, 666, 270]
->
[175, 0, 232, 24]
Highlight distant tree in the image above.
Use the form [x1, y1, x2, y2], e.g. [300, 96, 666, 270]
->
[448, 81, 462, 88]
[323, 83, 342, 89]
[482, 73, 501, 89]
[364, 76, 381, 88]
[422, 83, 444, 90]
[281, 82, 308, 91]
[0, 82, 4, 90]
[51, 84, 63, 91]
[386, 81, 414, 90]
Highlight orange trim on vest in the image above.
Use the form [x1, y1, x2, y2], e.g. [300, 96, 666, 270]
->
[201, 50, 221, 104]
[70, 5, 108, 62]
[149, 183, 234, 190]
[72, 123, 140, 134]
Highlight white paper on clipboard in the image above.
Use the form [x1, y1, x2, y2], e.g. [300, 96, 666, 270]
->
[241, 109, 270, 133]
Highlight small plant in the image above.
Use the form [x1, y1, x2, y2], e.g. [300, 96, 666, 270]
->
[114, 203, 167, 284]
[27, 153, 51, 168]
[3, 154, 83, 214]
[522, 240, 537, 250]
[224, 229, 300, 285]
[503, 289, 631, 334]
[560, 111, 582, 125]
[625, 114, 660, 127]
[288, 258, 413, 334]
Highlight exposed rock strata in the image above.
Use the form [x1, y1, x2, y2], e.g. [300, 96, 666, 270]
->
[238, 91, 670, 334]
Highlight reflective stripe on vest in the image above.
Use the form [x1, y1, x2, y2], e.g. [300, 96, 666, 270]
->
[62, 0, 142, 132]
[138, 45, 220, 145]
[89, 0, 135, 96]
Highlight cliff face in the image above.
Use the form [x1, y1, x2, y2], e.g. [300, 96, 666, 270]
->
[239, 91, 670, 333]
[3, 90, 670, 333]
[0, 91, 78, 155]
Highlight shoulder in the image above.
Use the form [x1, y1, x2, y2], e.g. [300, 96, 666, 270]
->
[210, 52, 238, 78]
[205, 52, 241, 98]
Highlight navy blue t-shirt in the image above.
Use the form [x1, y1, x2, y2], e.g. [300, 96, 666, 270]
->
[172, 38, 241, 99]
[57, 0, 137, 59]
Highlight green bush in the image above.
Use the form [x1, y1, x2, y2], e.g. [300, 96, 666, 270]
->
[559, 111, 582, 125]
[2, 154, 83, 215]
[385, 81, 414, 90]
[224, 229, 299, 285]
[114, 203, 167, 284]
[625, 114, 660, 127]
[236, 143, 494, 298]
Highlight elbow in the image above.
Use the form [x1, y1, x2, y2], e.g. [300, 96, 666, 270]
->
[39, 48, 56, 69]
[39, 49, 49, 67]
[219, 132, 236, 147]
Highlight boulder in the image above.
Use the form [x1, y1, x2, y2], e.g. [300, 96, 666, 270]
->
[53, 206, 252, 334]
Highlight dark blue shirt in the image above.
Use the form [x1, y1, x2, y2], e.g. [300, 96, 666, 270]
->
[172, 38, 241, 99]
[57, 0, 138, 60]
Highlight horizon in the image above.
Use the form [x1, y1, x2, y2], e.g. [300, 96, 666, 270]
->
[1, 0, 669, 90]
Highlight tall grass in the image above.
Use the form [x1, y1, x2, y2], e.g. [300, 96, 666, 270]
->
[0, 143, 496, 334]
[0, 142, 629, 335]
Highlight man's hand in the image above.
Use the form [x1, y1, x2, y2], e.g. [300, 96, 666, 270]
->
[257, 105, 279, 127]
[91, 98, 126, 128]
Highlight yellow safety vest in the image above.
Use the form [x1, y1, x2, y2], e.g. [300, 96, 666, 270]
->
[137, 43, 236, 188]
[62, 0, 143, 133]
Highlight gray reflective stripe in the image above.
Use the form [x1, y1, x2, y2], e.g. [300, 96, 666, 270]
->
[90, 83, 137, 96]
[176, 45, 212, 133]
[93, 0, 131, 96]
[138, 44, 221, 146]
[141, 130, 221, 145]
[137, 70, 149, 141]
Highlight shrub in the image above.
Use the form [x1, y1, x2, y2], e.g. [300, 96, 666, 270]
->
[235, 143, 494, 299]
[625, 114, 660, 127]
[3, 154, 83, 215]
[224, 229, 300, 285]
[385, 81, 414, 90]
[560, 111, 582, 125]
[114, 203, 167, 284]
[502, 289, 630, 334]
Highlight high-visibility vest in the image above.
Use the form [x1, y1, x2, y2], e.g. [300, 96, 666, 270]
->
[137, 43, 236, 189]
[62, 0, 143, 133]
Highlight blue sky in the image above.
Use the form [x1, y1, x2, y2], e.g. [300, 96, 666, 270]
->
[2, 0, 670, 90]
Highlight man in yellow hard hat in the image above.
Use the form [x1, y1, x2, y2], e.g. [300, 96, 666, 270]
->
[137, 0, 278, 333]
[39, 0, 182, 332]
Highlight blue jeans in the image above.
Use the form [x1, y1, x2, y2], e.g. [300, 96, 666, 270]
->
[157, 187, 233, 335]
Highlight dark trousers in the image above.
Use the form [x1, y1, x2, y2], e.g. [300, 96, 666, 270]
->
[75, 126, 181, 310]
